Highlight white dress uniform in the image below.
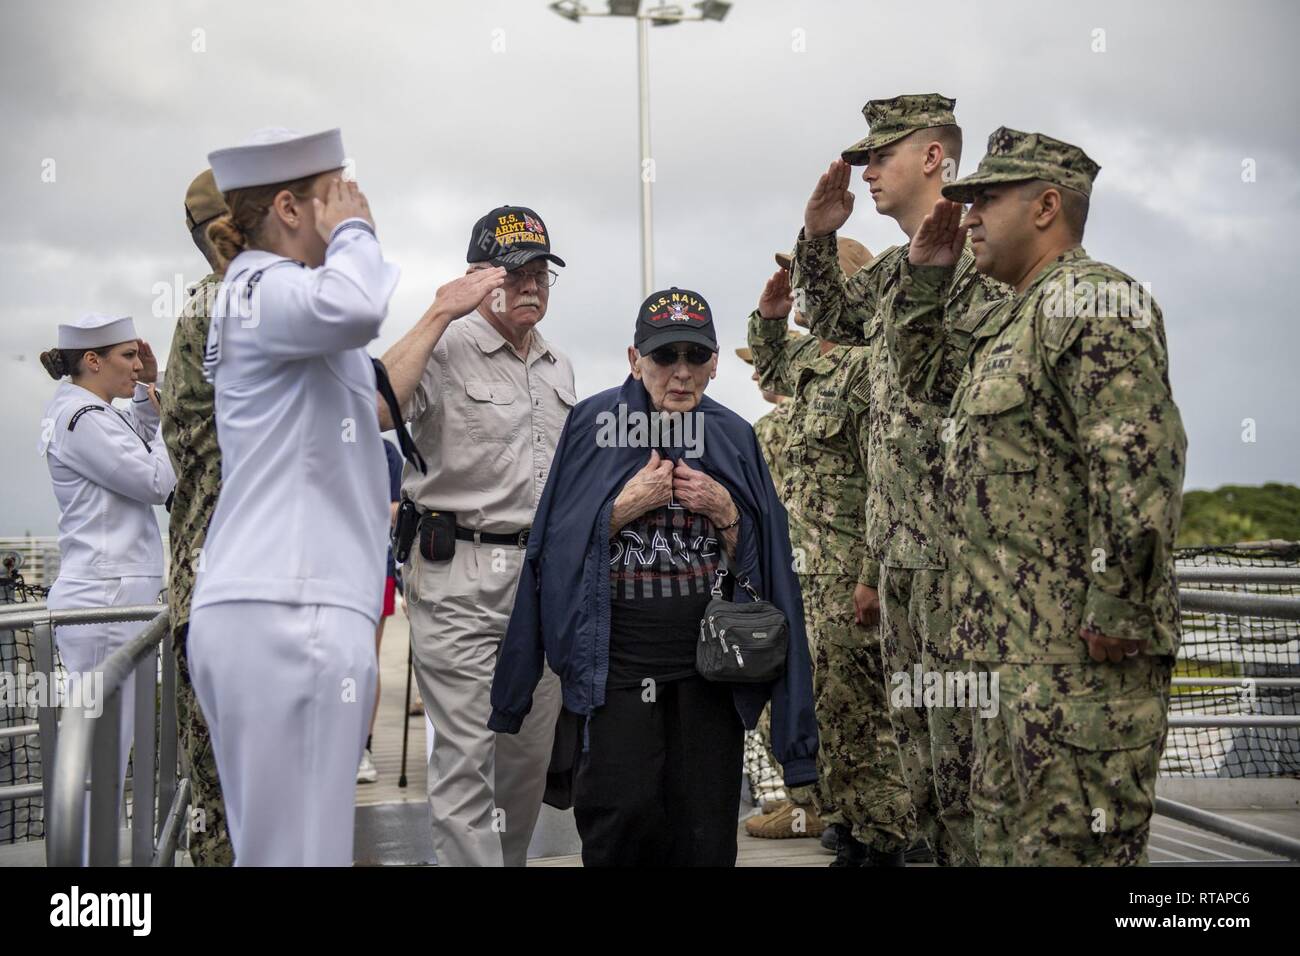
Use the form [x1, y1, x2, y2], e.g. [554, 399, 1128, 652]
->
[187, 127, 398, 866]
[39, 314, 176, 824]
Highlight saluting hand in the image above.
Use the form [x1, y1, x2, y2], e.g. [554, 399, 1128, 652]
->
[804, 159, 856, 239]
[432, 268, 507, 323]
[136, 339, 158, 384]
[909, 199, 966, 268]
[314, 177, 375, 243]
[758, 269, 794, 320]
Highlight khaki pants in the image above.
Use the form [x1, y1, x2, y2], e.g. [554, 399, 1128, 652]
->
[405, 541, 561, 867]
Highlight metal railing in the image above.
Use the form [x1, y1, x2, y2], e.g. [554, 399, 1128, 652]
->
[1160, 560, 1300, 861]
[4, 561, 1297, 865]
[0, 604, 187, 866]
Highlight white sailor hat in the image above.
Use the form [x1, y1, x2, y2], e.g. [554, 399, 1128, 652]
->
[57, 313, 138, 350]
[207, 127, 346, 192]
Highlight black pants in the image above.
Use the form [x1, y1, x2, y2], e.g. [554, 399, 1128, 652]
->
[573, 675, 745, 866]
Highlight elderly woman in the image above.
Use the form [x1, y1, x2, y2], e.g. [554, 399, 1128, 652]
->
[489, 286, 818, 866]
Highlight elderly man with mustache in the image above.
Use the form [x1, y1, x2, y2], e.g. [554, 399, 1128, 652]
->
[385, 205, 574, 866]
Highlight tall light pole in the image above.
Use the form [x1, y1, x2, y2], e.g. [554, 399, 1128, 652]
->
[550, 1, 732, 298]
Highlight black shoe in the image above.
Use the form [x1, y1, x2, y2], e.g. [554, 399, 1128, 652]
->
[830, 834, 906, 867]
[829, 833, 867, 867]
[904, 841, 933, 864]
[864, 847, 906, 867]
[820, 823, 846, 854]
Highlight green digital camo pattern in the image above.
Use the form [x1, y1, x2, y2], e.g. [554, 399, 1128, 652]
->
[841, 93, 958, 165]
[972, 656, 1172, 865]
[889, 247, 1187, 664]
[753, 400, 797, 494]
[792, 237, 1001, 585]
[753, 399, 817, 807]
[159, 273, 232, 866]
[755, 706, 816, 808]
[889, 247, 1184, 866]
[803, 573, 911, 852]
[747, 313, 877, 586]
[161, 273, 222, 637]
[791, 231, 998, 862]
[879, 565, 975, 864]
[175, 645, 233, 866]
[943, 126, 1102, 203]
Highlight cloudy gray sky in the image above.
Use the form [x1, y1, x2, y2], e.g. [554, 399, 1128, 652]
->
[2, 0, 1297, 535]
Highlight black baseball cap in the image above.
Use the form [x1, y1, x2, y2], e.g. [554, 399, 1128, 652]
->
[466, 205, 566, 271]
[635, 287, 717, 353]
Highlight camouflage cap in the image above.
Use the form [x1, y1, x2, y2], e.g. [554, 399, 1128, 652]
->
[775, 237, 873, 275]
[184, 169, 228, 232]
[942, 127, 1101, 203]
[735, 329, 804, 364]
[840, 93, 957, 166]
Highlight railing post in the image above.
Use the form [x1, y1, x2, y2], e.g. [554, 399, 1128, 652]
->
[158, 626, 179, 864]
[131, 649, 157, 866]
[88, 686, 121, 866]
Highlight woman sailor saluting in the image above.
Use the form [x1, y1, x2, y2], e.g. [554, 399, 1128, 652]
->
[38, 314, 176, 810]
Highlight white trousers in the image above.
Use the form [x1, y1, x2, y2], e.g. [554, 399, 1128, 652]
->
[188, 600, 377, 867]
[406, 542, 561, 867]
[48, 575, 161, 818]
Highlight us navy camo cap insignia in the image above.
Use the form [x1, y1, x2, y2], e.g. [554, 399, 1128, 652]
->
[943, 127, 1100, 203]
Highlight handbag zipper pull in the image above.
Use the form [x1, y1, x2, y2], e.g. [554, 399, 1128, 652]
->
[732, 643, 744, 667]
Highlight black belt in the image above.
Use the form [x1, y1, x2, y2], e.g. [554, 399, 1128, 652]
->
[454, 526, 530, 549]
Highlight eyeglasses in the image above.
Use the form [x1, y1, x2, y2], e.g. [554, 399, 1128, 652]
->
[647, 344, 715, 367]
[505, 267, 558, 288]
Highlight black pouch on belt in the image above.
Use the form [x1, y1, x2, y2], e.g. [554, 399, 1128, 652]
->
[418, 511, 457, 562]
[393, 498, 420, 564]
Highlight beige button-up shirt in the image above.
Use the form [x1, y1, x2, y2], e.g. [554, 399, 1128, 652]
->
[400, 311, 576, 533]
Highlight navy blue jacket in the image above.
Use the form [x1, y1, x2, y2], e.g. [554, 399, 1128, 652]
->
[488, 375, 819, 787]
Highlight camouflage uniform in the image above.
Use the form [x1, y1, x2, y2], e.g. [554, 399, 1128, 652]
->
[890, 128, 1187, 865]
[746, 400, 800, 806]
[748, 316, 911, 853]
[160, 271, 233, 866]
[793, 103, 1003, 860]
[753, 400, 797, 493]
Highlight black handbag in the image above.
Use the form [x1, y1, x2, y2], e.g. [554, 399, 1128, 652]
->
[697, 569, 789, 683]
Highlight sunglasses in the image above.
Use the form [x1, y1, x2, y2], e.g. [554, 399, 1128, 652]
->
[647, 344, 715, 367]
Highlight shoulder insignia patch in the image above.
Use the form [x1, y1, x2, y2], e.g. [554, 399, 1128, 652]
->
[67, 405, 106, 431]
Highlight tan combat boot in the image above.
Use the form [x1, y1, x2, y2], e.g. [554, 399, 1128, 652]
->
[744, 801, 826, 839]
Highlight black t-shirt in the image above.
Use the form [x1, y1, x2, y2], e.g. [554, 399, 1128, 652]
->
[607, 503, 730, 689]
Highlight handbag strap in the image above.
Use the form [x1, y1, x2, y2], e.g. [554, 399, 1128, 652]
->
[711, 568, 761, 601]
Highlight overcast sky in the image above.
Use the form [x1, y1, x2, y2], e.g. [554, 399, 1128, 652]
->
[2, 0, 1297, 535]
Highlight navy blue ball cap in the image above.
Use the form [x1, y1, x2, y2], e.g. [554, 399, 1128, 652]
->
[635, 287, 717, 353]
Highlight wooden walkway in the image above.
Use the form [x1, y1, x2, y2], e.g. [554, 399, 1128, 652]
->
[357, 605, 1298, 867]
[355, 603, 427, 807]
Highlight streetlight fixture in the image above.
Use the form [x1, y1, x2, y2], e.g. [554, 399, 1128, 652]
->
[548, 1, 732, 297]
